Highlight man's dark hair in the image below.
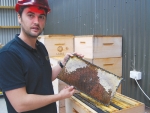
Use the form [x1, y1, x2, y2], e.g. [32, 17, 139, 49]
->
[18, 6, 28, 17]
[18, 5, 48, 17]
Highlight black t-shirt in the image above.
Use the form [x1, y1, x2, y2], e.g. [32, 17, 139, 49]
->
[0, 34, 57, 113]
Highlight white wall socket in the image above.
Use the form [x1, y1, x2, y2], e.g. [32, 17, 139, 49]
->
[130, 71, 142, 80]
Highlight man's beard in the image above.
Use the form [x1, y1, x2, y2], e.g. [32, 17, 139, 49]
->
[22, 26, 43, 38]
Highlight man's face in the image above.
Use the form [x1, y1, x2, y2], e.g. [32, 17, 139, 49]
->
[18, 6, 46, 38]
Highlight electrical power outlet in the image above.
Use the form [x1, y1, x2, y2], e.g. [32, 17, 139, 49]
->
[130, 71, 142, 80]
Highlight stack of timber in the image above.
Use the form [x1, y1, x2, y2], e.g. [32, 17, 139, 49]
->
[74, 35, 122, 93]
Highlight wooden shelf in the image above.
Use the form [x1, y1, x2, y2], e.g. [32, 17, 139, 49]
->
[0, 6, 15, 9]
[0, 26, 20, 29]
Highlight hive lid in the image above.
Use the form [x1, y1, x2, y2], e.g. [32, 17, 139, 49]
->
[57, 55, 123, 105]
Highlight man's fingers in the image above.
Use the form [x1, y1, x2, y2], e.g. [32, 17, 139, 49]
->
[74, 90, 80, 94]
[72, 52, 84, 58]
[69, 86, 74, 90]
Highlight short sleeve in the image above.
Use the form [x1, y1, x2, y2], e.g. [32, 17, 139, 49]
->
[0, 51, 25, 92]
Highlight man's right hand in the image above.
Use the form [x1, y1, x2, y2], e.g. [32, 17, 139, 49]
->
[59, 86, 75, 99]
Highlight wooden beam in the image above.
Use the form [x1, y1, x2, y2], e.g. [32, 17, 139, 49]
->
[0, 6, 15, 9]
[0, 26, 20, 29]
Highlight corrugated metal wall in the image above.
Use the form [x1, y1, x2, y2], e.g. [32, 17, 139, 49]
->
[45, 0, 150, 106]
[0, 0, 20, 45]
[0, 0, 16, 7]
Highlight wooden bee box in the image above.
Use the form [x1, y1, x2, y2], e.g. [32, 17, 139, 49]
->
[84, 57, 122, 77]
[65, 93, 145, 113]
[38, 34, 74, 57]
[50, 57, 67, 113]
[74, 35, 122, 59]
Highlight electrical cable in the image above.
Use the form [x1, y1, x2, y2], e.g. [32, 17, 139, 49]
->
[135, 78, 150, 100]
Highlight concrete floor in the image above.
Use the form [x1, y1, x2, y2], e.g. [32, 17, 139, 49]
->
[0, 96, 150, 113]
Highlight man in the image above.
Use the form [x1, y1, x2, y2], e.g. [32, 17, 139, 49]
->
[0, 0, 83, 113]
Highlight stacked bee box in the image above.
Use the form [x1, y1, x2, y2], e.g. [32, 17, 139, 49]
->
[38, 34, 75, 113]
[74, 35, 122, 93]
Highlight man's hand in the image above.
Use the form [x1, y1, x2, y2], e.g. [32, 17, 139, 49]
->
[58, 86, 75, 99]
[61, 52, 84, 66]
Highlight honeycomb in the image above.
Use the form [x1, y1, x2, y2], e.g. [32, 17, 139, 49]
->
[57, 55, 122, 105]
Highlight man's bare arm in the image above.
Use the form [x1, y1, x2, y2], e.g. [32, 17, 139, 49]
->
[5, 86, 74, 112]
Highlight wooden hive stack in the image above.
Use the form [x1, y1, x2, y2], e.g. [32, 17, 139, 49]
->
[74, 35, 122, 93]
